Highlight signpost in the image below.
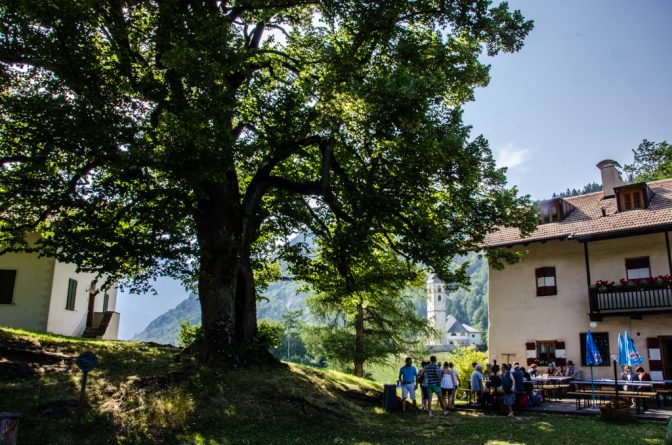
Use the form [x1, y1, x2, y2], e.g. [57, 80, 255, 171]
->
[76, 352, 99, 407]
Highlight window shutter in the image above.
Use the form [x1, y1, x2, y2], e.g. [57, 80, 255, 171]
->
[626, 257, 650, 270]
[0, 270, 17, 304]
[555, 340, 566, 366]
[647, 337, 664, 380]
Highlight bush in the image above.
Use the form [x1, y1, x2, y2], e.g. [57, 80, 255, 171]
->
[176, 321, 203, 348]
[247, 320, 283, 352]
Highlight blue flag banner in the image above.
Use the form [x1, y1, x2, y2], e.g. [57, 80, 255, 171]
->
[624, 330, 644, 367]
[585, 330, 602, 366]
[618, 333, 628, 366]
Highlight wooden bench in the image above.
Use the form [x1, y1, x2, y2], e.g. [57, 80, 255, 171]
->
[655, 388, 672, 406]
[538, 384, 570, 401]
[568, 391, 657, 414]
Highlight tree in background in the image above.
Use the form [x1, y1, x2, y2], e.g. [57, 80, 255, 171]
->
[624, 140, 672, 182]
[289, 236, 433, 376]
[551, 182, 602, 198]
[281, 309, 304, 360]
[0, 1, 533, 363]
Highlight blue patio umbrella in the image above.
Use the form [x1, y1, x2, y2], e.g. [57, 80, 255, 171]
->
[616, 331, 644, 397]
[585, 330, 602, 401]
[623, 330, 644, 367]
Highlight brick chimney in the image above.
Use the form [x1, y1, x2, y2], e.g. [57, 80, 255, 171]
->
[596, 159, 624, 198]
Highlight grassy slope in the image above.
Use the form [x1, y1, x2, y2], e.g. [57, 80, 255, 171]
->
[0, 328, 666, 445]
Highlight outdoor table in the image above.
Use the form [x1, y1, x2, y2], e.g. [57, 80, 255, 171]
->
[572, 380, 658, 412]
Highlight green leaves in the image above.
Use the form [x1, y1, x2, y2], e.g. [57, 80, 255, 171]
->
[0, 0, 534, 356]
[624, 140, 672, 183]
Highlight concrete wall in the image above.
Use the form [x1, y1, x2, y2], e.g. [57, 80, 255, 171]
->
[91, 311, 120, 340]
[488, 232, 672, 379]
[0, 251, 55, 332]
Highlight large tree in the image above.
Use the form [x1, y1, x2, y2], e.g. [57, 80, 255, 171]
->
[624, 139, 672, 182]
[0, 1, 534, 362]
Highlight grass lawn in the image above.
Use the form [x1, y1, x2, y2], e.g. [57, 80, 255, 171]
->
[0, 327, 666, 445]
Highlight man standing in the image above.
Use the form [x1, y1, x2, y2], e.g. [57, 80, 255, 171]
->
[398, 357, 418, 413]
[470, 364, 484, 405]
[423, 356, 446, 417]
[501, 363, 515, 417]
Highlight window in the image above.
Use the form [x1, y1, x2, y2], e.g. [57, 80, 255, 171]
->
[451, 333, 456, 337]
[437, 294, 441, 302]
[540, 202, 560, 224]
[437, 286, 442, 293]
[579, 332, 610, 367]
[0, 269, 17, 304]
[66, 279, 77, 310]
[103, 293, 110, 312]
[621, 190, 644, 210]
[615, 183, 652, 212]
[626, 257, 651, 280]
[537, 341, 556, 366]
[535, 267, 557, 296]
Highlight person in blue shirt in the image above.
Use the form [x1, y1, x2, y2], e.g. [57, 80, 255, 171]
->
[398, 357, 418, 413]
[501, 363, 515, 417]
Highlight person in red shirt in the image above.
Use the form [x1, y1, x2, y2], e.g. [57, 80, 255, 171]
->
[635, 366, 652, 381]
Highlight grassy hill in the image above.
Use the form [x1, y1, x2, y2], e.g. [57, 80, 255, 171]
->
[0, 328, 666, 445]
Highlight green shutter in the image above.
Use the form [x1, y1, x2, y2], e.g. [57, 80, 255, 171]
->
[0, 270, 17, 304]
[103, 293, 109, 312]
[66, 279, 77, 310]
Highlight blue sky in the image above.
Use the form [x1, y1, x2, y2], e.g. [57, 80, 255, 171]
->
[116, 0, 672, 339]
[465, 0, 672, 200]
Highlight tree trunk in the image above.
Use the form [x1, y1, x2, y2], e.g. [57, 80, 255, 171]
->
[353, 301, 365, 377]
[191, 183, 259, 364]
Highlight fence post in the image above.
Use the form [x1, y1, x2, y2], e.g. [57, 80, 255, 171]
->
[0, 413, 21, 445]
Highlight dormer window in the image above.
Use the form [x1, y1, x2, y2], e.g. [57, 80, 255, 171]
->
[614, 183, 653, 211]
[539, 198, 576, 224]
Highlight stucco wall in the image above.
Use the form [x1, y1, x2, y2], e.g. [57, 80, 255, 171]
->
[488, 232, 672, 379]
[46, 261, 102, 337]
[0, 251, 55, 332]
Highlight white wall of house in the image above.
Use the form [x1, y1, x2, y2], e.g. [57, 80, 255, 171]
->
[0, 251, 55, 332]
[488, 232, 672, 379]
[446, 331, 482, 346]
[46, 261, 101, 337]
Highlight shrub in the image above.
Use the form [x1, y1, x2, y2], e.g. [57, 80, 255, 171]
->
[176, 321, 203, 348]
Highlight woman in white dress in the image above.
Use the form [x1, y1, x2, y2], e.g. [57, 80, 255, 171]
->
[440, 362, 455, 415]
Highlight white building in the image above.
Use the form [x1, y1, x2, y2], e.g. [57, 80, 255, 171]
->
[0, 234, 120, 339]
[426, 274, 483, 350]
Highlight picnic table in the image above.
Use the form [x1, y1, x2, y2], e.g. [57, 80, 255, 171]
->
[531, 376, 573, 400]
[570, 380, 660, 413]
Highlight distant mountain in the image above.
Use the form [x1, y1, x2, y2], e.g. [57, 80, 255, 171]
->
[132, 293, 201, 344]
[132, 280, 308, 345]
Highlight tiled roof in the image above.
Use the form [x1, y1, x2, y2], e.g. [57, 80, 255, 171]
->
[484, 178, 672, 247]
[445, 315, 480, 333]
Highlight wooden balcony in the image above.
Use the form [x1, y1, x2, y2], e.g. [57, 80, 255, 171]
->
[589, 285, 672, 319]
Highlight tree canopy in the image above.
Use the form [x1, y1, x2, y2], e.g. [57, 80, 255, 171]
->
[0, 0, 535, 362]
[624, 139, 672, 182]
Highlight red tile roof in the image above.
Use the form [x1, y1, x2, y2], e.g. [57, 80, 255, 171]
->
[484, 178, 672, 247]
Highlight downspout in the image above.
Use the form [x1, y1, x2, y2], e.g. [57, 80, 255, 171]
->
[665, 231, 672, 274]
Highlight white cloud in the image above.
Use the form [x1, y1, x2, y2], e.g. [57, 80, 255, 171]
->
[495, 143, 532, 171]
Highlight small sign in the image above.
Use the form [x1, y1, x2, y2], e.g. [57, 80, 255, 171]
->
[76, 352, 99, 373]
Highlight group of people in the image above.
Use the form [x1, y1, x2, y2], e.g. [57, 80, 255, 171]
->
[398, 357, 586, 418]
[526, 361, 580, 380]
[397, 356, 459, 417]
[620, 365, 652, 383]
